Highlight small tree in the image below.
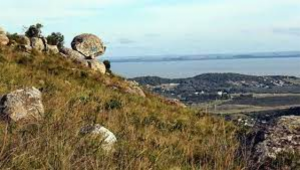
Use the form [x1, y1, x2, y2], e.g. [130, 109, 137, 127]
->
[103, 60, 111, 73]
[46, 32, 64, 49]
[25, 23, 43, 38]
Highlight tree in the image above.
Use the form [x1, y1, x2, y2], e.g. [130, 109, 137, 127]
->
[25, 23, 43, 38]
[46, 32, 64, 49]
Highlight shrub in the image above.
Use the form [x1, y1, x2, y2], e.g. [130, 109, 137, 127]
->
[7, 33, 28, 45]
[46, 32, 64, 49]
[25, 23, 43, 38]
[103, 60, 111, 73]
[105, 99, 122, 110]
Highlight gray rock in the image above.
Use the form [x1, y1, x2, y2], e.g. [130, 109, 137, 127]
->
[80, 124, 117, 152]
[255, 115, 300, 162]
[60, 47, 88, 67]
[31, 37, 45, 51]
[0, 87, 44, 121]
[86, 60, 106, 74]
[71, 34, 106, 59]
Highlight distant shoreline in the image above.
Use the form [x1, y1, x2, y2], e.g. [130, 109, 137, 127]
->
[109, 54, 300, 63]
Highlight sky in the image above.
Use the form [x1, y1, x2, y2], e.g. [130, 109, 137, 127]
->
[0, 0, 300, 58]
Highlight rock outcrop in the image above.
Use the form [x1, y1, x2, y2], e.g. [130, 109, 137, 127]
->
[60, 47, 88, 66]
[255, 115, 300, 162]
[124, 81, 146, 97]
[60, 37, 106, 74]
[47, 44, 59, 54]
[31, 37, 46, 51]
[71, 34, 106, 59]
[87, 59, 106, 74]
[0, 87, 44, 122]
[2, 25, 107, 74]
[0, 27, 9, 46]
[80, 124, 117, 152]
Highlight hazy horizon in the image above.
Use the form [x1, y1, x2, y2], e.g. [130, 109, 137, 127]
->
[1, 0, 300, 58]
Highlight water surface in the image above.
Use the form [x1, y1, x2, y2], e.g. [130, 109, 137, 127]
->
[111, 57, 300, 78]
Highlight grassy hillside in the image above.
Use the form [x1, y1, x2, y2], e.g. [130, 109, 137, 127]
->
[0, 46, 243, 169]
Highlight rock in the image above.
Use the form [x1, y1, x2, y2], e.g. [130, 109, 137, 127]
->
[0, 34, 9, 46]
[12, 35, 32, 52]
[60, 47, 88, 67]
[71, 34, 106, 59]
[17, 35, 31, 46]
[31, 37, 45, 51]
[255, 116, 300, 162]
[124, 81, 146, 97]
[80, 124, 117, 152]
[0, 87, 44, 122]
[47, 44, 59, 54]
[86, 60, 106, 74]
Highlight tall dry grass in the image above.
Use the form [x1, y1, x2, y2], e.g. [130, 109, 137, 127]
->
[0, 46, 245, 169]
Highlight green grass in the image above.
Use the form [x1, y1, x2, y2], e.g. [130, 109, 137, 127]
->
[0, 46, 244, 169]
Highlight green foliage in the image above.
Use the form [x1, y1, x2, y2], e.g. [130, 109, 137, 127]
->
[46, 32, 64, 49]
[25, 23, 43, 38]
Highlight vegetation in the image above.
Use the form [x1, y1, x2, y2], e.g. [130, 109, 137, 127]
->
[25, 23, 43, 38]
[46, 32, 64, 49]
[103, 60, 112, 74]
[0, 46, 244, 169]
[6, 33, 28, 45]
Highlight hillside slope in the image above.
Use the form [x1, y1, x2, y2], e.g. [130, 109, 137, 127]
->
[0, 47, 241, 169]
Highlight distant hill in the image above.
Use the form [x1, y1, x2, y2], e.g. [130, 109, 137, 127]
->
[109, 51, 300, 62]
[132, 73, 300, 104]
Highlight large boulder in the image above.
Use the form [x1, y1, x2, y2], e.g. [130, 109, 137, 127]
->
[31, 37, 46, 51]
[87, 60, 106, 74]
[255, 116, 300, 162]
[80, 124, 117, 152]
[0, 87, 44, 121]
[60, 47, 88, 67]
[71, 34, 106, 59]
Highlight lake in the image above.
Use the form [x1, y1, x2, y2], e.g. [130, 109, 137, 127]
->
[110, 57, 300, 78]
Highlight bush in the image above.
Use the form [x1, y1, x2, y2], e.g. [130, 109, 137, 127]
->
[25, 23, 43, 38]
[7, 33, 28, 45]
[46, 32, 64, 49]
[103, 60, 111, 73]
[105, 99, 122, 110]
